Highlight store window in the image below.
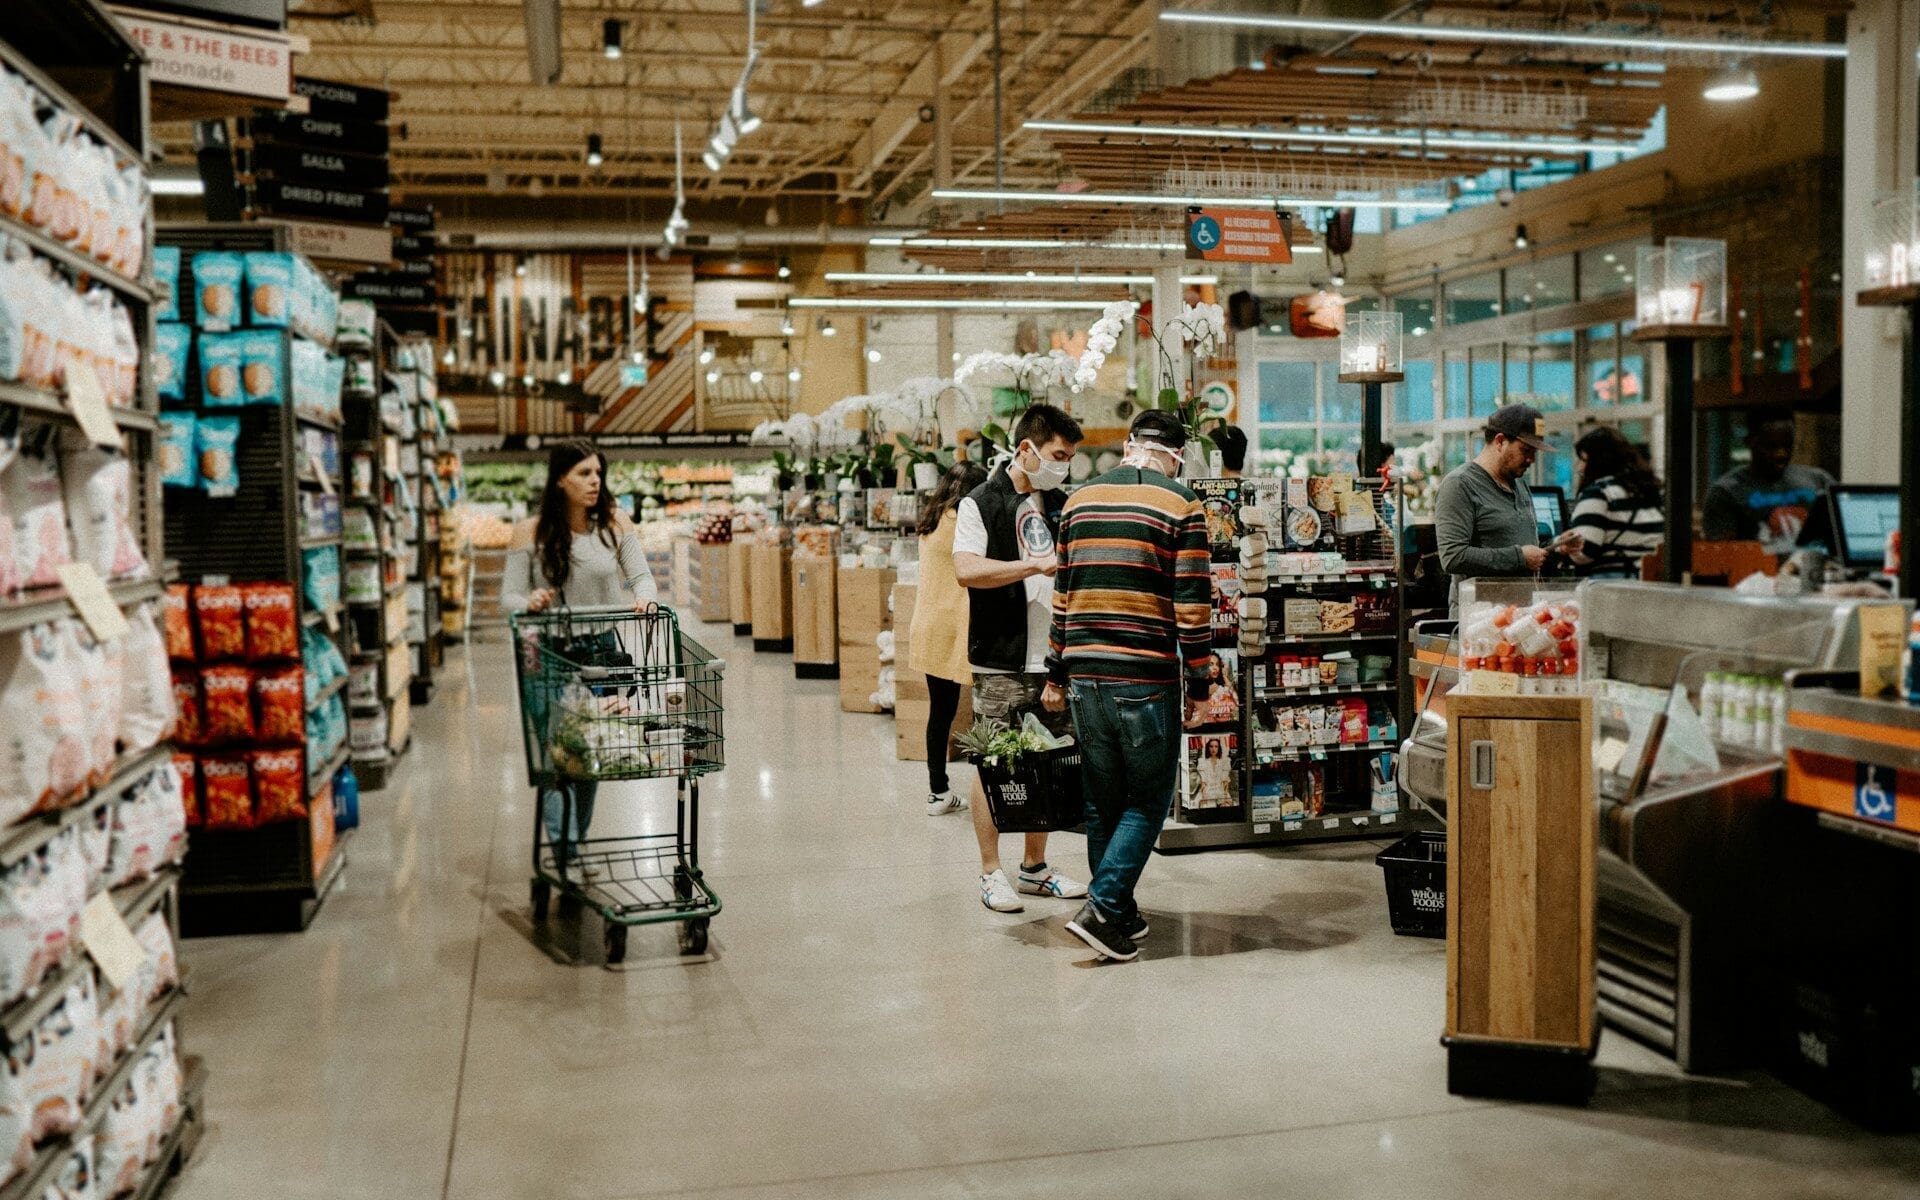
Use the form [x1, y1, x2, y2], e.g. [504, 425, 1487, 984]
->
[1507, 256, 1575, 312]
[1619, 337, 1647, 407]
[1399, 359, 1436, 422]
[1394, 291, 1436, 338]
[1578, 239, 1645, 299]
[1443, 351, 1468, 419]
[1320, 362, 1361, 424]
[1469, 344, 1502, 416]
[1582, 324, 1621, 406]
[1444, 272, 1502, 325]
[1257, 361, 1315, 423]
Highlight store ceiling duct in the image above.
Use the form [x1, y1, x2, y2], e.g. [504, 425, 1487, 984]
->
[522, 0, 563, 85]
[1157, 11, 1846, 60]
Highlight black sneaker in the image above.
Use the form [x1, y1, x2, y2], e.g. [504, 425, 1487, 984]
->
[1124, 911, 1149, 941]
[1066, 901, 1140, 961]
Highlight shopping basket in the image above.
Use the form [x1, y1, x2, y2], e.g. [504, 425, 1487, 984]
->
[968, 739, 1084, 832]
[510, 604, 725, 962]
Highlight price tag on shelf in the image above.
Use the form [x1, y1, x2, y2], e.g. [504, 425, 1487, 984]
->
[1254, 822, 1272, 835]
[1381, 813, 1398, 824]
[79, 891, 146, 992]
[56, 563, 130, 642]
[1322, 817, 1340, 829]
[66, 364, 124, 450]
[1283, 820, 1303, 832]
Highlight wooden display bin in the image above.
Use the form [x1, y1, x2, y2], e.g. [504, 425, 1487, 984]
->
[1444, 693, 1596, 1103]
[727, 537, 754, 634]
[694, 541, 731, 624]
[890, 581, 971, 758]
[838, 566, 895, 713]
[749, 539, 793, 651]
[792, 554, 839, 678]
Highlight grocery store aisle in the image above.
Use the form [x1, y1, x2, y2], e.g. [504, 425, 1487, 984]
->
[172, 619, 1920, 1200]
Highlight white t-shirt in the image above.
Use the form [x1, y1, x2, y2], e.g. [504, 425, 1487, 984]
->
[953, 493, 1053, 674]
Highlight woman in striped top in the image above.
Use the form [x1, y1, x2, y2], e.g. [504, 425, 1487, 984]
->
[1567, 426, 1664, 579]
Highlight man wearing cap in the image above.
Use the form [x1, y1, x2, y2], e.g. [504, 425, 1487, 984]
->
[1434, 403, 1582, 604]
[1041, 410, 1213, 962]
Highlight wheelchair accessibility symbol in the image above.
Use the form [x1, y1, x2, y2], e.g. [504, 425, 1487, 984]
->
[1187, 215, 1222, 254]
[1855, 762, 1898, 824]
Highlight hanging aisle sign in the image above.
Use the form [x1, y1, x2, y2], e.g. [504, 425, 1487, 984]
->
[293, 77, 390, 124]
[252, 178, 389, 224]
[111, 7, 295, 103]
[269, 219, 394, 267]
[244, 110, 391, 156]
[248, 142, 391, 191]
[1187, 207, 1294, 264]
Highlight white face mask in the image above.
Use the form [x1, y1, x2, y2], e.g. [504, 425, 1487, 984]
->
[1122, 439, 1181, 477]
[1018, 444, 1071, 490]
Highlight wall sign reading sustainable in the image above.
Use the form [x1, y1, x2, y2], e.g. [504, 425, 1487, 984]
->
[293, 77, 390, 124]
[112, 8, 293, 102]
[248, 142, 390, 192]
[252, 178, 389, 224]
[244, 111, 391, 156]
[1186, 207, 1293, 264]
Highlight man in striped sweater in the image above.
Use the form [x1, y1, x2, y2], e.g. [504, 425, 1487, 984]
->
[1042, 411, 1213, 962]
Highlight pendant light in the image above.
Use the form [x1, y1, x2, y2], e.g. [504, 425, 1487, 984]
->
[1703, 63, 1760, 102]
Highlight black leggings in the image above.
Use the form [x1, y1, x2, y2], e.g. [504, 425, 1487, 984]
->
[925, 675, 963, 793]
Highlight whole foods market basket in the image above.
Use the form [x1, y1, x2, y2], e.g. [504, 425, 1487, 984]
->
[509, 605, 725, 962]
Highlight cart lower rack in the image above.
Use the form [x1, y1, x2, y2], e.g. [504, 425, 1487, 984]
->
[511, 605, 725, 962]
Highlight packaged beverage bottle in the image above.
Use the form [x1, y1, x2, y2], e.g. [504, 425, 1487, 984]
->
[1768, 680, 1788, 754]
[1700, 672, 1723, 740]
[1728, 676, 1756, 747]
[1752, 677, 1775, 749]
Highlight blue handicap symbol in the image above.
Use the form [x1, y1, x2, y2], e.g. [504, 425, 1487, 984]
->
[1188, 215, 1222, 252]
[1855, 762, 1898, 824]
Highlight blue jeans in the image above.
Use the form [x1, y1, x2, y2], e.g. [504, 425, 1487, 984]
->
[542, 780, 599, 861]
[1068, 680, 1180, 921]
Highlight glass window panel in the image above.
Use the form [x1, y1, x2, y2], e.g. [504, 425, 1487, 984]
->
[1443, 351, 1468, 419]
[1443, 272, 1502, 326]
[1441, 432, 1471, 470]
[1469, 344, 1502, 417]
[1508, 257, 1575, 311]
[1257, 361, 1316, 423]
[1255, 427, 1315, 472]
[1582, 324, 1619, 406]
[1578, 239, 1646, 300]
[1321, 362, 1362, 424]
[1513, 336, 1576, 412]
[1505, 348, 1529, 398]
[1619, 340, 1647, 405]
[1394, 291, 1436, 338]
[1399, 359, 1435, 423]
[1536, 431, 1576, 492]
[1318, 427, 1361, 474]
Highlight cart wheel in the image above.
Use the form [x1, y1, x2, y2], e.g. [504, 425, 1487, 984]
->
[604, 923, 628, 964]
[679, 918, 709, 956]
[530, 879, 550, 923]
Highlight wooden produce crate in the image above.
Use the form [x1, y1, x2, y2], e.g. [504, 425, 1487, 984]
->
[728, 537, 754, 633]
[792, 554, 839, 678]
[838, 566, 895, 713]
[749, 538, 793, 651]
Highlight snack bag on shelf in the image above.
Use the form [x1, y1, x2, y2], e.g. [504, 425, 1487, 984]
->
[118, 603, 175, 755]
[95, 1076, 146, 1198]
[197, 753, 252, 830]
[236, 327, 284, 407]
[134, 910, 176, 1002]
[45, 1131, 96, 1200]
[254, 666, 304, 743]
[0, 622, 87, 815]
[194, 414, 241, 497]
[241, 581, 298, 660]
[156, 412, 195, 489]
[168, 670, 201, 748]
[78, 801, 110, 893]
[152, 321, 190, 404]
[0, 865, 33, 1009]
[198, 663, 254, 742]
[152, 246, 180, 323]
[171, 753, 199, 829]
[1, 441, 71, 591]
[190, 251, 244, 331]
[191, 584, 244, 659]
[241, 251, 294, 327]
[25, 975, 91, 1140]
[0, 1028, 28, 1180]
[250, 747, 306, 825]
[60, 443, 147, 581]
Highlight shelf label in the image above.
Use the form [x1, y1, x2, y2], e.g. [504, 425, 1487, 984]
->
[57, 563, 131, 642]
[315, 463, 337, 497]
[1381, 813, 1398, 823]
[1322, 817, 1340, 829]
[66, 365, 123, 451]
[1283, 820, 1303, 831]
[80, 891, 147, 992]
[1254, 822, 1272, 834]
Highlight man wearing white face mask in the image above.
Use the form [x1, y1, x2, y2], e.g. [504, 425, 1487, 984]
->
[952, 403, 1089, 913]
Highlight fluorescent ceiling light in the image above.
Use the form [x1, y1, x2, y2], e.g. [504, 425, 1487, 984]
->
[1158, 11, 1846, 60]
[1021, 119, 1636, 157]
[791, 297, 1114, 311]
[866, 235, 1322, 254]
[825, 271, 1218, 285]
[1703, 63, 1760, 101]
[702, 150, 723, 173]
[152, 176, 204, 196]
[931, 187, 1449, 212]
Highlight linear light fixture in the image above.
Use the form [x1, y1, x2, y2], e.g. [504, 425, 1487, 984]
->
[1158, 11, 1847, 59]
[790, 297, 1114, 311]
[931, 187, 1449, 212]
[1021, 119, 1636, 157]
[867, 234, 1324, 254]
[824, 271, 1219, 285]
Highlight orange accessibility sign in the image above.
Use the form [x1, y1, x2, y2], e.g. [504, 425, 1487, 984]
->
[1186, 207, 1294, 264]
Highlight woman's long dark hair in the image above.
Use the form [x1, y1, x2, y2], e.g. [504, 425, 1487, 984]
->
[535, 438, 617, 593]
[1574, 426, 1662, 508]
[915, 460, 989, 536]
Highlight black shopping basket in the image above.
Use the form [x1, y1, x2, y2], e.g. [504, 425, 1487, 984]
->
[1375, 830, 1447, 938]
[973, 743, 1084, 832]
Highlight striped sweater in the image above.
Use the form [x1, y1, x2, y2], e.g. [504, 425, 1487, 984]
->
[1568, 476, 1664, 578]
[1045, 467, 1214, 700]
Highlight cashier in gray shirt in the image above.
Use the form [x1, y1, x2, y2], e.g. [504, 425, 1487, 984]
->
[1434, 404, 1582, 602]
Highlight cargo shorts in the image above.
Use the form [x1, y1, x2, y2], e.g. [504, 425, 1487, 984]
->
[972, 671, 1072, 736]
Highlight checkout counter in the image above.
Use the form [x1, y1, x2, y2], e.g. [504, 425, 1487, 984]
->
[1401, 580, 1917, 1085]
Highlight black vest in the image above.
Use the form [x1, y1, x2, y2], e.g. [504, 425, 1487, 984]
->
[964, 464, 1065, 673]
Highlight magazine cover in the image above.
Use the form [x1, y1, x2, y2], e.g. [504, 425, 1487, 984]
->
[1190, 477, 1248, 561]
[1196, 649, 1240, 726]
[1210, 563, 1240, 644]
[1183, 733, 1240, 810]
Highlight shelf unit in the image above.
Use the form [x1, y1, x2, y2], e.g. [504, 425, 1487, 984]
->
[340, 321, 414, 791]
[391, 334, 444, 707]
[0, 10, 204, 1193]
[437, 450, 470, 641]
[1159, 477, 1426, 852]
[156, 225, 351, 932]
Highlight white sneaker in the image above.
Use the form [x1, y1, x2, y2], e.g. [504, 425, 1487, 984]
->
[1017, 866, 1088, 900]
[980, 869, 1024, 912]
[927, 791, 967, 815]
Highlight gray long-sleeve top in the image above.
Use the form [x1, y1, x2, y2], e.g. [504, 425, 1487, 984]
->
[1434, 461, 1539, 585]
[502, 516, 660, 613]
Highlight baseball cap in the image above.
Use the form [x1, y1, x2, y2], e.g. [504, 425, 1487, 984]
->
[1486, 403, 1551, 451]
[1128, 409, 1188, 450]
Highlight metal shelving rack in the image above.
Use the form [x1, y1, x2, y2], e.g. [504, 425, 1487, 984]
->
[394, 335, 443, 706]
[157, 225, 352, 931]
[0, 5, 205, 1191]
[341, 321, 413, 791]
[1158, 477, 1429, 851]
[437, 449, 469, 642]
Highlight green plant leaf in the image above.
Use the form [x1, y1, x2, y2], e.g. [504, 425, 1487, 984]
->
[1156, 387, 1180, 412]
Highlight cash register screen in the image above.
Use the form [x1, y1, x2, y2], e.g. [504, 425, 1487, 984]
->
[1530, 487, 1568, 541]
[1829, 486, 1899, 569]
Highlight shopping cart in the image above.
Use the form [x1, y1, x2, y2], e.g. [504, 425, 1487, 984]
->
[510, 604, 725, 962]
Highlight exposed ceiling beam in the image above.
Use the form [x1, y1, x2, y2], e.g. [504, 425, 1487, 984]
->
[843, 28, 989, 197]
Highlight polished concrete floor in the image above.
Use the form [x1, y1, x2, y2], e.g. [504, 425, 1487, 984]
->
[172, 619, 1920, 1200]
